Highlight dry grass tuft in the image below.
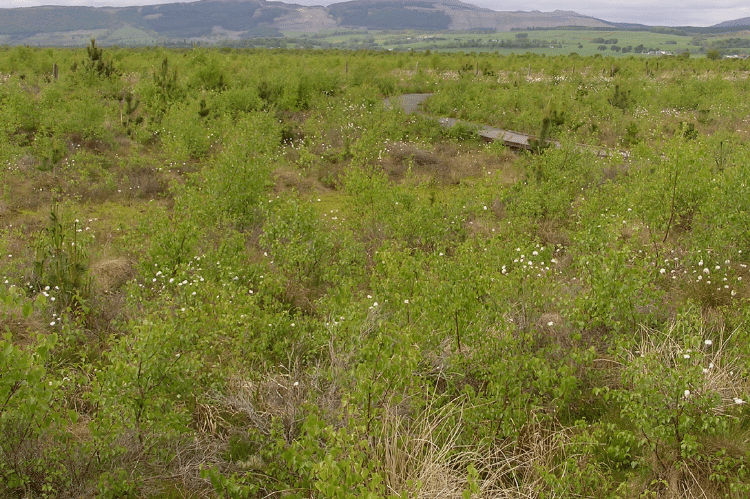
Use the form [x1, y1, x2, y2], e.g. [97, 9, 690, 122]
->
[378, 400, 602, 499]
[216, 372, 309, 442]
[0, 293, 47, 346]
[380, 141, 520, 187]
[90, 256, 135, 294]
[377, 397, 467, 498]
[86, 257, 136, 331]
[631, 323, 750, 411]
[273, 167, 322, 195]
[382, 141, 451, 184]
[535, 219, 571, 248]
[140, 434, 223, 498]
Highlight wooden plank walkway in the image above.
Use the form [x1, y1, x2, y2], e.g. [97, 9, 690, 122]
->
[387, 93, 615, 157]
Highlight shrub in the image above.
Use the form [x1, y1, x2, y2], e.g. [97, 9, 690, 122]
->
[32, 208, 91, 314]
[598, 322, 750, 495]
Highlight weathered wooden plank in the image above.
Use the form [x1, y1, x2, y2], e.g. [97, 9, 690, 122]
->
[388, 93, 625, 157]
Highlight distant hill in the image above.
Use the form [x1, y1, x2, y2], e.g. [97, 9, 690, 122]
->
[2, 0, 749, 47]
[0, 0, 615, 45]
[327, 1, 611, 31]
[713, 17, 750, 28]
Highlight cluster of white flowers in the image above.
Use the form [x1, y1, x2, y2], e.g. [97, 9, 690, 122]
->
[505, 244, 558, 279]
[656, 250, 745, 298]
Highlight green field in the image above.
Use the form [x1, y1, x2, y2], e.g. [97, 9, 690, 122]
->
[276, 27, 750, 57]
[3, 45, 750, 498]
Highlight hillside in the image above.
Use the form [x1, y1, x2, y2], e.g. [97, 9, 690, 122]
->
[714, 16, 750, 28]
[0, 0, 614, 45]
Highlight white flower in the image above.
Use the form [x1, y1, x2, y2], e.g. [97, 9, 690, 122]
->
[547, 321, 554, 327]
[734, 398, 745, 405]
[660, 268, 666, 274]
[684, 390, 691, 397]
[404, 299, 409, 304]
[683, 354, 690, 359]
[293, 381, 299, 387]
[373, 302, 378, 307]
[704, 339, 713, 346]
[703, 268, 710, 274]
[50, 321, 56, 326]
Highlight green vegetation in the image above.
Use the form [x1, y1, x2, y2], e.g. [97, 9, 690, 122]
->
[246, 28, 750, 57]
[3, 45, 750, 498]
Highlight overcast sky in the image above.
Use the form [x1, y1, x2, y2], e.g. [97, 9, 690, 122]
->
[1, 0, 747, 28]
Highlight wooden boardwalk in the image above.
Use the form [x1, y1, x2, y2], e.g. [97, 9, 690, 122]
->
[387, 93, 614, 157]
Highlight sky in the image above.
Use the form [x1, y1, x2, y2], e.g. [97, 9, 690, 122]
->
[0, 0, 748, 28]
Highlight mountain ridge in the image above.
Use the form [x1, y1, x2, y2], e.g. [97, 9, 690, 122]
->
[0, 0, 747, 46]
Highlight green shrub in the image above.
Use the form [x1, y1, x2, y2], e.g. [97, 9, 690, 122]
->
[32, 208, 91, 313]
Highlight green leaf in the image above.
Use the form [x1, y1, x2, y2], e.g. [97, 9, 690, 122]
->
[22, 301, 33, 318]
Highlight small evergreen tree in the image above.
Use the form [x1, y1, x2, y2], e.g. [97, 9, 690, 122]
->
[82, 38, 117, 78]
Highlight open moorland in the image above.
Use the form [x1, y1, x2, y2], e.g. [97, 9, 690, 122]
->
[4, 45, 750, 498]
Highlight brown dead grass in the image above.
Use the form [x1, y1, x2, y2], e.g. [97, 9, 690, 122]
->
[273, 167, 324, 196]
[379, 399, 605, 499]
[0, 306, 47, 346]
[90, 256, 135, 294]
[380, 141, 520, 187]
